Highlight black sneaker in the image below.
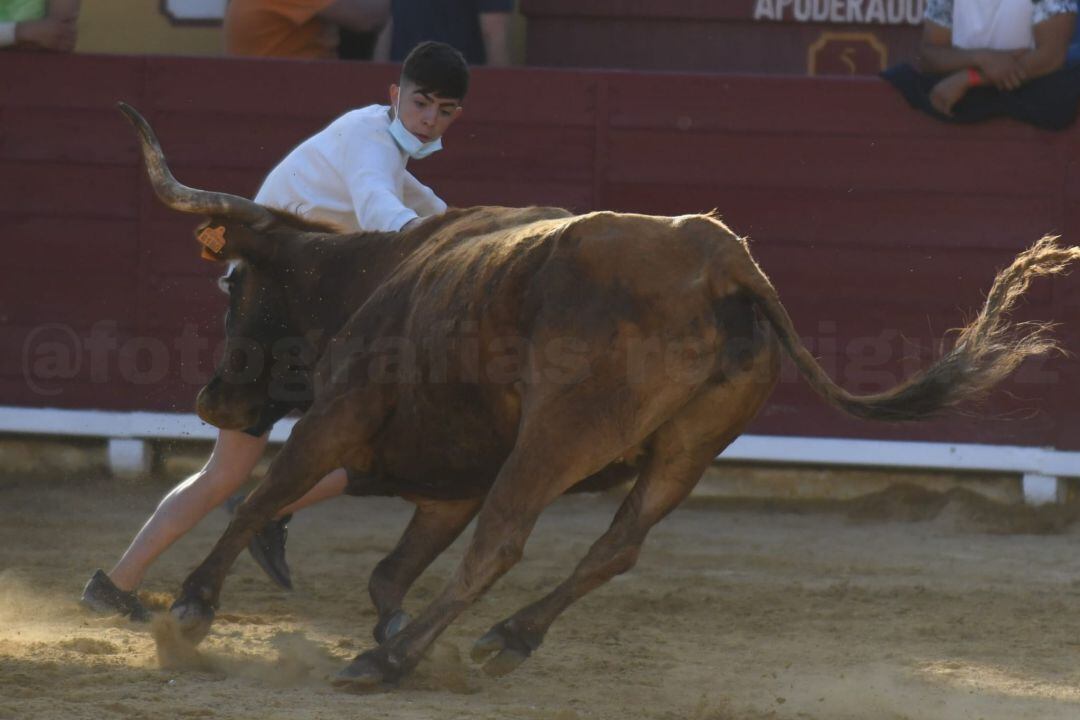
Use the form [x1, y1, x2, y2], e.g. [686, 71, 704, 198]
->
[80, 570, 152, 623]
[226, 494, 293, 591]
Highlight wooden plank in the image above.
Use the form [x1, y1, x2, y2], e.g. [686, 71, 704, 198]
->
[0, 271, 137, 328]
[747, 400, 1057, 446]
[146, 57, 598, 127]
[750, 245, 1054, 305]
[145, 111, 326, 172]
[0, 107, 137, 165]
[418, 124, 595, 181]
[0, 321, 222, 411]
[604, 73, 1054, 142]
[0, 52, 145, 109]
[0, 217, 140, 274]
[144, 112, 597, 182]
[458, 67, 598, 127]
[606, 130, 1062, 196]
[416, 177, 594, 210]
[0, 324, 139, 378]
[1047, 161, 1080, 449]
[146, 56, 391, 120]
[136, 275, 229, 335]
[605, 185, 1062, 249]
[0, 377, 198, 413]
[0, 162, 138, 218]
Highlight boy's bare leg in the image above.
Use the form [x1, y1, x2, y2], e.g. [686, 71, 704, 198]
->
[278, 468, 348, 515]
[107, 429, 269, 592]
[100, 429, 348, 595]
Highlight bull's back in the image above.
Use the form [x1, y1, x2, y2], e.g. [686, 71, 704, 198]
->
[341, 208, 759, 496]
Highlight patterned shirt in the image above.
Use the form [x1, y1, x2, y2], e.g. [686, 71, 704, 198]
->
[926, 0, 1078, 27]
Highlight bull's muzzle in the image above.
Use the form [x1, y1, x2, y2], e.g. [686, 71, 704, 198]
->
[195, 377, 265, 431]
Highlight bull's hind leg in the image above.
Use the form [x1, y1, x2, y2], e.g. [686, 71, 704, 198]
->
[471, 439, 729, 676]
[369, 496, 482, 644]
[171, 388, 389, 643]
[472, 369, 775, 676]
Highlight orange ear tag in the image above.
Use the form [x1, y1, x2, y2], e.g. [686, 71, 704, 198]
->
[197, 225, 227, 254]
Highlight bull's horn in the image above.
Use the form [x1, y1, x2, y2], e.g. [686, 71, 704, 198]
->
[118, 102, 273, 228]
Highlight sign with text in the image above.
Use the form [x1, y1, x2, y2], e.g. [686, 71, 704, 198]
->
[753, 0, 926, 25]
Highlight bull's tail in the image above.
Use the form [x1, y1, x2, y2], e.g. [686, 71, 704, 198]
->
[725, 234, 1080, 421]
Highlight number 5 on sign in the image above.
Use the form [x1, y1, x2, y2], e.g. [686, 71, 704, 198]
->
[808, 32, 888, 76]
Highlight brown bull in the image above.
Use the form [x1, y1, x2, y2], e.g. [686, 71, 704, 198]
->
[120, 103, 1079, 688]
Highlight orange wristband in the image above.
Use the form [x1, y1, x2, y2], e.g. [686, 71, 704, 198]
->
[967, 67, 982, 86]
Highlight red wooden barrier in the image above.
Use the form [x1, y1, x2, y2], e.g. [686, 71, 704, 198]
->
[1, 52, 1078, 449]
[521, 0, 923, 76]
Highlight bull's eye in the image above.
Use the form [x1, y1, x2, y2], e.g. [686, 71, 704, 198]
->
[217, 261, 241, 294]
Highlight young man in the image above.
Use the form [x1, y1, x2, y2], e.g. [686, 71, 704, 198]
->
[81, 41, 468, 621]
[882, 0, 1079, 129]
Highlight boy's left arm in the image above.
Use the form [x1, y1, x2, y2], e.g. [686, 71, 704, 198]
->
[402, 171, 448, 218]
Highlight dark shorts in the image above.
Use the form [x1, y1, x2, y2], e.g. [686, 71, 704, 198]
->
[881, 62, 1080, 131]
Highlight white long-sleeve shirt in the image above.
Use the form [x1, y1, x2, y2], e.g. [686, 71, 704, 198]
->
[255, 104, 447, 233]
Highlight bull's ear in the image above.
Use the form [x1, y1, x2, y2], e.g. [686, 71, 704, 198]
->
[195, 220, 281, 264]
[196, 223, 229, 261]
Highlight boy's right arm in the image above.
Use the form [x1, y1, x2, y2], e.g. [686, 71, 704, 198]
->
[402, 171, 448, 219]
[345, 138, 420, 232]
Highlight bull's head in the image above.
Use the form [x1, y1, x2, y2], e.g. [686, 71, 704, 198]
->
[119, 102, 309, 431]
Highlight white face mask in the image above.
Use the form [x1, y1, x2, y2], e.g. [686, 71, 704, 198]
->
[389, 98, 443, 160]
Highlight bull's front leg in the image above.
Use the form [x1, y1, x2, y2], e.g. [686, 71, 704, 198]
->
[368, 496, 481, 644]
[333, 438, 598, 689]
[171, 407, 365, 643]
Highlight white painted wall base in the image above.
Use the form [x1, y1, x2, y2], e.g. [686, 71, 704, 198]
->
[2, 406, 1078, 504]
[0, 406, 297, 443]
[1021, 473, 1066, 505]
[107, 438, 151, 477]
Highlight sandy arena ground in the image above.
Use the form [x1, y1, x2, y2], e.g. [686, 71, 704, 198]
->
[3, 463, 1080, 720]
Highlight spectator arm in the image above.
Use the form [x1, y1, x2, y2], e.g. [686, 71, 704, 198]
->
[480, 12, 511, 66]
[13, 0, 79, 51]
[373, 18, 392, 61]
[1017, 13, 1075, 79]
[916, 21, 1013, 74]
[318, 0, 388, 34]
[47, 0, 81, 21]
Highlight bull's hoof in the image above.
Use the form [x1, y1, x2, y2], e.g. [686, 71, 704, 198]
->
[168, 596, 215, 645]
[373, 610, 411, 644]
[331, 650, 400, 691]
[470, 620, 540, 677]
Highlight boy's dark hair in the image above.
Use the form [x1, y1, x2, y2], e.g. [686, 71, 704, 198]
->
[401, 41, 470, 101]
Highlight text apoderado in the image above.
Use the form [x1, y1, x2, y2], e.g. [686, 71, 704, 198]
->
[753, 0, 926, 25]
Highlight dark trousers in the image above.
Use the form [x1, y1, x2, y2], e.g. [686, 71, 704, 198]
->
[881, 61, 1080, 131]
